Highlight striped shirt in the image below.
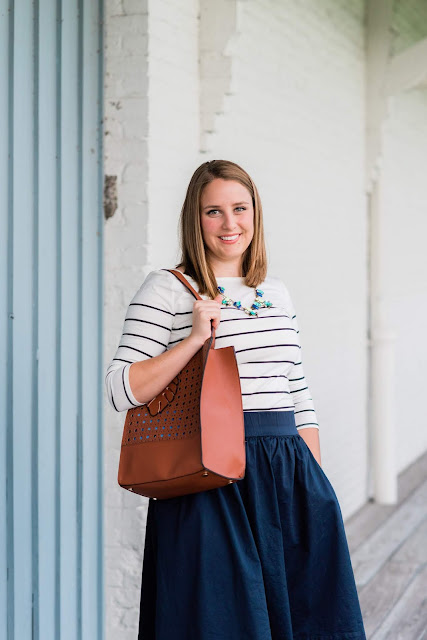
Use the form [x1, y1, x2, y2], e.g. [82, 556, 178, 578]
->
[105, 269, 320, 431]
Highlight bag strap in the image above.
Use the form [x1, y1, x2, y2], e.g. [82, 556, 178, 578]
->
[162, 268, 203, 300]
[161, 268, 217, 345]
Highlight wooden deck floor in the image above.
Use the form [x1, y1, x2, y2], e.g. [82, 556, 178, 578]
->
[345, 451, 427, 639]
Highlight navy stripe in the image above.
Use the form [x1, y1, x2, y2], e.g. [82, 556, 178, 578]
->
[110, 387, 119, 412]
[243, 406, 298, 411]
[129, 302, 175, 316]
[122, 366, 138, 407]
[242, 390, 291, 395]
[217, 312, 292, 322]
[124, 317, 172, 332]
[294, 422, 319, 427]
[118, 346, 155, 358]
[241, 360, 296, 364]
[235, 343, 300, 354]
[217, 326, 297, 339]
[123, 333, 169, 348]
[240, 375, 288, 379]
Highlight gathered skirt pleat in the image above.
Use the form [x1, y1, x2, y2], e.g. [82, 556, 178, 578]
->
[138, 410, 366, 640]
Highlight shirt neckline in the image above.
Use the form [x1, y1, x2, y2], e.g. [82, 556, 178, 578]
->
[177, 272, 244, 280]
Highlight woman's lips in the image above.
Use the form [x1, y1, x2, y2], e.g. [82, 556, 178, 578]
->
[218, 234, 241, 244]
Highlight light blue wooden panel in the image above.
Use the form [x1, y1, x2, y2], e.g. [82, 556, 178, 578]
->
[37, 1, 61, 639]
[12, 2, 35, 637]
[0, 3, 11, 640]
[0, 0, 104, 638]
[59, 1, 81, 637]
[80, 0, 104, 636]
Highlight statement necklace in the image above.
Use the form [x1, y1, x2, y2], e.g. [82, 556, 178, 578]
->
[217, 284, 272, 317]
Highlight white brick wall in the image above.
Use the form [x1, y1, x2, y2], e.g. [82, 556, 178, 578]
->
[103, 0, 427, 637]
[104, 1, 200, 638]
[197, 0, 368, 519]
[104, 2, 150, 639]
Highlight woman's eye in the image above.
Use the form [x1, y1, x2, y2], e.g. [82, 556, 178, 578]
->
[206, 207, 246, 215]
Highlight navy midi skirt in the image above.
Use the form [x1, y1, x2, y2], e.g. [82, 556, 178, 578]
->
[138, 410, 366, 640]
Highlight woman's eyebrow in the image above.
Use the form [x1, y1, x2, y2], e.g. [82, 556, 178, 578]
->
[202, 201, 250, 210]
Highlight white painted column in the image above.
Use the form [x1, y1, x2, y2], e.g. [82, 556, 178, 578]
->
[368, 177, 398, 504]
[366, 0, 398, 504]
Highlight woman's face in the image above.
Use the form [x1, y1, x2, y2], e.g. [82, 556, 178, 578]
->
[200, 178, 254, 275]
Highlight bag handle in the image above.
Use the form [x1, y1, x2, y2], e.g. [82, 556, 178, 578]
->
[163, 269, 217, 348]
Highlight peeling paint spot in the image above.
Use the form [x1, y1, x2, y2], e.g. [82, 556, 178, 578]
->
[104, 175, 118, 220]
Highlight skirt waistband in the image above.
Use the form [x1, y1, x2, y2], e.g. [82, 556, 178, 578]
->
[243, 410, 299, 437]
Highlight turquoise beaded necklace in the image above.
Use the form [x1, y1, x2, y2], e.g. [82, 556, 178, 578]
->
[217, 284, 272, 317]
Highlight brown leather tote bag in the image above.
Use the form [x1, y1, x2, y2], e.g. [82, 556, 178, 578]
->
[117, 268, 246, 500]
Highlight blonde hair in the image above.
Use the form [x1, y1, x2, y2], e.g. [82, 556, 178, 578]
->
[175, 159, 268, 298]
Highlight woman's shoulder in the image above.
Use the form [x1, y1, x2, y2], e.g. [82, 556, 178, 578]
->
[263, 274, 283, 287]
[129, 268, 185, 307]
[263, 274, 289, 294]
[139, 268, 186, 289]
[264, 274, 295, 310]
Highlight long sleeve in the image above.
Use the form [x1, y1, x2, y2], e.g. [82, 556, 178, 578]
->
[105, 269, 176, 412]
[281, 282, 320, 431]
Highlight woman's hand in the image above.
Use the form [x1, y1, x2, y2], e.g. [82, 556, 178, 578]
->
[189, 293, 223, 345]
[298, 428, 322, 467]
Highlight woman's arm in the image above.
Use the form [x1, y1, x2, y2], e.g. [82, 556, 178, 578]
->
[105, 269, 194, 412]
[106, 268, 221, 412]
[280, 280, 322, 466]
[128, 333, 203, 404]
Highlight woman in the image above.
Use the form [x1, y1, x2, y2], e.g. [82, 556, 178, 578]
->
[106, 160, 367, 639]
